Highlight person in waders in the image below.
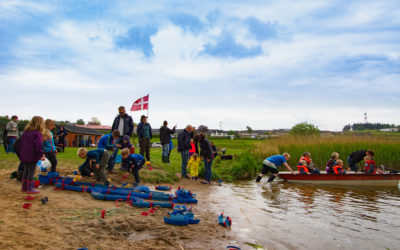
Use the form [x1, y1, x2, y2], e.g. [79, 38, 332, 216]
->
[255, 153, 294, 183]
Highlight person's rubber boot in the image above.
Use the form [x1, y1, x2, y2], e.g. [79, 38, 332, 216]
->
[27, 181, 40, 194]
[255, 176, 262, 182]
[267, 175, 276, 183]
[21, 179, 27, 192]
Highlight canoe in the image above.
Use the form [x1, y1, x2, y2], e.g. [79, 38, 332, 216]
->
[278, 172, 400, 186]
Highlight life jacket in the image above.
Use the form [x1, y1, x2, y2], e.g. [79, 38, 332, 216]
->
[364, 160, 376, 174]
[299, 156, 311, 165]
[333, 164, 344, 174]
[297, 163, 309, 173]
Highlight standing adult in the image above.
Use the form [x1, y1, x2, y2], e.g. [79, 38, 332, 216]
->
[57, 124, 68, 152]
[6, 115, 18, 154]
[110, 106, 134, 173]
[347, 150, 374, 172]
[177, 125, 192, 178]
[137, 115, 152, 163]
[199, 133, 214, 184]
[159, 121, 176, 163]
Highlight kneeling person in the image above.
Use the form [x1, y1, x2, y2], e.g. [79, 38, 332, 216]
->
[77, 148, 110, 186]
[121, 148, 145, 187]
[256, 153, 294, 183]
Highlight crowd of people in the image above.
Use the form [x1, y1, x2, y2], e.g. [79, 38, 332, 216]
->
[255, 149, 378, 183]
[3, 107, 382, 192]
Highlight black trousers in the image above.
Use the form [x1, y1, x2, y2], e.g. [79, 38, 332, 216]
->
[45, 152, 58, 172]
[22, 163, 36, 181]
[138, 138, 151, 162]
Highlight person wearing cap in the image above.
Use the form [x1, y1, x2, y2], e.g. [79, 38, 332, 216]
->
[110, 106, 134, 173]
[137, 115, 152, 163]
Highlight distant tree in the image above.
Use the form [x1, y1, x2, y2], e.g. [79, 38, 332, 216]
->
[246, 126, 253, 133]
[198, 125, 209, 134]
[17, 120, 29, 131]
[290, 122, 320, 136]
[0, 116, 9, 129]
[228, 130, 238, 136]
[88, 117, 101, 125]
[76, 119, 85, 125]
[344, 123, 396, 131]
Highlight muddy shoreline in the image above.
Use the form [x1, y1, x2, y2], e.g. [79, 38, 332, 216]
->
[0, 169, 238, 250]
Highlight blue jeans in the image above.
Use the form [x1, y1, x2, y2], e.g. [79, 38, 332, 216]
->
[6, 137, 16, 154]
[162, 144, 169, 157]
[180, 150, 189, 177]
[204, 158, 213, 182]
[347, 157, 358, 172]
[108, 137, 122, 171]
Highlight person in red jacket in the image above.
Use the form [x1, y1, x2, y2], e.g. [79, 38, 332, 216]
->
[299, 152, 320, 174]
[297, 159, 309, 174]
[364, 156, 377, 174]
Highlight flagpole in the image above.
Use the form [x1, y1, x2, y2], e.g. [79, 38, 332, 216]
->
[147, 93, 149, 118]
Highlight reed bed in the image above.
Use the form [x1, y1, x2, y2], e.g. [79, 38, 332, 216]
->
[252, 134, 400, 170]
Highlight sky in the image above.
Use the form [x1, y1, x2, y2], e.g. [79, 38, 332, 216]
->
[1, 0, 399, 131]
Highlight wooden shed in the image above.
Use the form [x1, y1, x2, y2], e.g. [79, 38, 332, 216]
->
[63, 124, 103, 147]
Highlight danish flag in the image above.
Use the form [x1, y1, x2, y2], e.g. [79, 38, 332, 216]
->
[130, 95, 149, 111]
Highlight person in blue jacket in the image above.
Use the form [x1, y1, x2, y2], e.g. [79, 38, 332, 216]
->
[77, 148, 110, 186]
[121, 148, 145, 186]
[97, 130, 120, 173]
[43, 119, 58, 172]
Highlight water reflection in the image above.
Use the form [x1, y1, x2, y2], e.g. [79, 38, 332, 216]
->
[210, 180, 400, 250]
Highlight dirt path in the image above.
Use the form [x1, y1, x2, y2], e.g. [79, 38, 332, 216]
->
[0, 169, 234, 250]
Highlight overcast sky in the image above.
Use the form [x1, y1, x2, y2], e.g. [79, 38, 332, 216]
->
[1, 0, 399, 131]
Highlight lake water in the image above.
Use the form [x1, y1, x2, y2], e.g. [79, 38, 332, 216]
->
[209, 179, 400, 250]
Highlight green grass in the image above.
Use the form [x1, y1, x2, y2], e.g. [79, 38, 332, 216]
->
[0, 138, 258, 183]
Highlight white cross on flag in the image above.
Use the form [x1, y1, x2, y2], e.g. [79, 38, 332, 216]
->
[130, 95, 149, 111]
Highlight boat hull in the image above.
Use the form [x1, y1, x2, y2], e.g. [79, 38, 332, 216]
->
[278, 172, 400, 186]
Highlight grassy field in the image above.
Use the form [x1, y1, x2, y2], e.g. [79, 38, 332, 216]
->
[2, 133, 399, 184]
[0, 138, 258, 183]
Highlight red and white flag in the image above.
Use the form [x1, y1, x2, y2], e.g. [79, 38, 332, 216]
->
[130, 95, 149, 111]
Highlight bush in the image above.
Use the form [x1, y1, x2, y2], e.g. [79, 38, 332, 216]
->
[230, 154, 259, 180]
[290, 122, 320, 136]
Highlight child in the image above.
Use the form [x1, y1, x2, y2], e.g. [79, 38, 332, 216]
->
[77, 148, 110, 186]
[299, 151, 320, 174]
[119, 135, 135, 154]
[187, 153, 201, 180]
[326, 152, 339, 174]
[43, 119, 58, 172]
[364, 156, 376, 174]
[19, 116, 45, 193]
[121, 148, 145, 187]
[333, 159, 346, 174]
[297, 159, 309, 174]
[98, 130, 120, 150]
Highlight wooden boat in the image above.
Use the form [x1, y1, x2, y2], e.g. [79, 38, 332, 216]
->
[278, 172, 400, 186]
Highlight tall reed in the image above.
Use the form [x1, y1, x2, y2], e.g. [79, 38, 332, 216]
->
[252, 134, 400, 169]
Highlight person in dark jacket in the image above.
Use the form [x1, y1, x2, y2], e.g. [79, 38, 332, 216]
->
[326, 152, 339, 174]
[121, 148, 145, 186]
[137, 115, 152, 163]
[199, 133, 213, 184]
[57, 124, 67, 152]
[177, 125, 192, 178]
[159, 121, 176, 163]
[347, 150, 374, 172]
[111, 106, 134, 137]
[20, 116, 45, 194]
[2, 128, 8, 151]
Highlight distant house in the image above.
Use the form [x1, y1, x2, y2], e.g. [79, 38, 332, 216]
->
[210, 130, 229, 138]
[380, 128, 399, 132]
[63, 124, 103, 147]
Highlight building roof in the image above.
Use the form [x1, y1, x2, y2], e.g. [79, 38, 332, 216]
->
[76, 124, 112, 130]
[64, 124, 103, 136]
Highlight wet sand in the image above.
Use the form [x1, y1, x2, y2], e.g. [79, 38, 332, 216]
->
[0, 169, 235, 250]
